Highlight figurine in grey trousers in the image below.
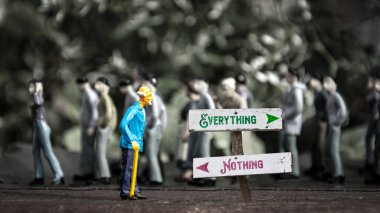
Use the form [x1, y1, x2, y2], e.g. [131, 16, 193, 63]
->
[75, 77, 99, 181]
[279, 70, 304, 178]
[324, 77, 347, 184]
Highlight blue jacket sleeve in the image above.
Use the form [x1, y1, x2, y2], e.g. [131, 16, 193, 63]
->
[122, 108, 138, 142]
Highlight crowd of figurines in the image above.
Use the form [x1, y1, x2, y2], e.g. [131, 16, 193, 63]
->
[27, 68, 380, 198]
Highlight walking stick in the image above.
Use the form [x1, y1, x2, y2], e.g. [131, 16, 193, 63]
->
[130, 141, 140, 198]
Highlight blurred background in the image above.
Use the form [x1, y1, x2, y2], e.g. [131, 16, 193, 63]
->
[1, 0, 380, 173]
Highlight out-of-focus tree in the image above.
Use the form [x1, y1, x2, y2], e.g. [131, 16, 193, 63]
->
[0, 0, 378, 155]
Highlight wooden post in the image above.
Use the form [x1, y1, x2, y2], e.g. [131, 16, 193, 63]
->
[231, 131, 252, 202]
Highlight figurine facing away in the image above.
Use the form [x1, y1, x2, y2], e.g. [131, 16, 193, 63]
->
[119, 86, 152, 200]
[28, 79, 65, 186]
[93, 77, 117, 185]
[73, 77, 99, 182]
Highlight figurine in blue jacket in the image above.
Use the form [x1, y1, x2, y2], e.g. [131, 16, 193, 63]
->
[119, 86, 152, 200]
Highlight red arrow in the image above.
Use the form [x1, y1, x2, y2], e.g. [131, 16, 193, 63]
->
[196, 162, 209, 173]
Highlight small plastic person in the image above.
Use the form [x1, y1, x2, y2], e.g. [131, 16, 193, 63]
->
[363, 76, 380, 171]
[183, 79, 216, 186]
[304, 74, 329, 179]
[119, 86, 152, 200]
[73, 77, 99, 182]
[369, 76, 380, 184]
[144, 75, 167, 186]
[323, 76, 347, 184]
[119, 78, 139, 112]
[278, 69, 304, 179]
[28, 79, 65, 185]
[174, 82, 199, 182]
[93, 77, 118, 184]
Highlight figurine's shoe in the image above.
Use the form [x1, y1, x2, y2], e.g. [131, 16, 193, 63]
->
[148, 181, 163, 187]
[51, 178, 65, 186]
[29, 178, 44, 186]
[135, 193, 147, 199]
[326, 176, 345, 184]
[98, 177, 111, 185]
[73, 174, 94, 182]
[120, 195, 138, 200]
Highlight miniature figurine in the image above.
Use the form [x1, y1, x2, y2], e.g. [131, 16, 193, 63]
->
[369, 75, 380, 184]
[144, 75, 167, 186]
[174, 82, 199, 182]
[304, 74, 329, 179]
[73, 77, 99, 182]
[278, 69, 304, 179]
[364, 76, 380, 171]
[93, 77, 117, 184]
[323, 76, 347, 184]
[183, 79, 216, 187]
[119, 86, 152, 200]
[28, 79, 65, 185]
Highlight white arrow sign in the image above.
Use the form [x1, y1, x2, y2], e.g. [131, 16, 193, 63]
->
[188, 108, 282, 132]
[193, 152, 292, 178]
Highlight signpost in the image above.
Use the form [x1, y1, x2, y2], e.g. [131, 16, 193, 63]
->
[189, 108, 291, 202]
[193, 153, 292, 178]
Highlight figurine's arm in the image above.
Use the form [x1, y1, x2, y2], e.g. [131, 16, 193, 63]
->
[103, 95, 113, 127]
[30, 92, 44, 108]
[122, 108, 138, 142]
[89, 94, 99, 129]
[200, 92, 215, 110]
[283, 89, 303, 120]
[127, 86, 139, 102]
[159, 97, 168, 130]
[336, 93, 348, 125]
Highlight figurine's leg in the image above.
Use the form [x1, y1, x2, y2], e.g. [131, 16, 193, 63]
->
[199, 132, 212, 158]
[324, 128, 333, 175]
[199, 132, 215, 181]
[95, 126, 111, 179]
[365, 120, 376, 165]
[120, 148, 128, 196]
[79, 128, 95, 176]
[374, 133, 380, 175]
[146, 125, 163, 183]
[330, 126, 343, 177]
[121, 149, 140, 195]
[278, 130, 285, 152]
[284, 134, 300, 176]
[32, 121, 44, 179]
[40, 121, 64, 181]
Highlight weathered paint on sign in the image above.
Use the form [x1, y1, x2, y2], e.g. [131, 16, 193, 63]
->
[188, 108, 282, 132]
[193, 152, 292, 178]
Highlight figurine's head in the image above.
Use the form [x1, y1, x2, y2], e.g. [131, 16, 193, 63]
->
[220, 77, 236, 97]
[95, 77, 110, 94]
[375, 76, 380, 92]
[119, 78, 133, 94]
[28, 79, 43, 94]
[368, 77, 375, 90]
[308, 74, 323, 91]
[76, 77, 89, 91]
[186, 80, 200, 100]
[286, 69, 299, 85]
[234, 72, 247, 85]
[323, 76, 337, 92]
[137, 86, 153, 106]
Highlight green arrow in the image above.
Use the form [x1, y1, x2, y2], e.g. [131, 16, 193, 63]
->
[266, 113, 279, 124]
